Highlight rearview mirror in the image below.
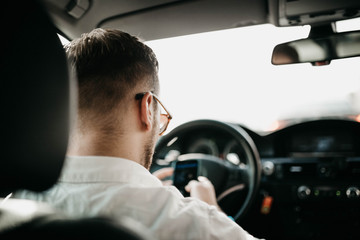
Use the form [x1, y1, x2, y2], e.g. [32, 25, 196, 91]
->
[271, 31, 360, 65]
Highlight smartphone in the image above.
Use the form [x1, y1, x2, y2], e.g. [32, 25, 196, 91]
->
[173, 160, 198, 197]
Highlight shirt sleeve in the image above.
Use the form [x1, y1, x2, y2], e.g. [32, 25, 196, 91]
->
[156, 187, 263, 240]
[207, 206, 263, 240]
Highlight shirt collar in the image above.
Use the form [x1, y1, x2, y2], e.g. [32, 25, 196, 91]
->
[59, 156, 163, 187]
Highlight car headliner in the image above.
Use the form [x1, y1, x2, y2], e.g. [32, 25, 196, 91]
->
[41, 0, 360, 41]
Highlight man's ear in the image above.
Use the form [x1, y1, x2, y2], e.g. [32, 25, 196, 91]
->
[139, 92, 153, 132]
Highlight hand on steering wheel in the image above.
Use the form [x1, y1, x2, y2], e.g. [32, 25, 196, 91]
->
[152, 167, 174, 186]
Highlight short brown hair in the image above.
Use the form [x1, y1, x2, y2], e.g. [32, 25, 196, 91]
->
[65, 28, 159, 120]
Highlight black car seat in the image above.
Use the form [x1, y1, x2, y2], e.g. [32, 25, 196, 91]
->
[0, 1, 152, 239]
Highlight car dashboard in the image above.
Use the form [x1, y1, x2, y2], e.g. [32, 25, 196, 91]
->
[154, 119, 360, 240]
[247, 119, 360, 239]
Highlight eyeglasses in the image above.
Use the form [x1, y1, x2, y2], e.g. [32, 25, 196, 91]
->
[135, 92, 173, 135]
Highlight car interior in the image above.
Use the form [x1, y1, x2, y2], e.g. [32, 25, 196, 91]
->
[0, 1, 151, 239]
[2, 0, 360, 239]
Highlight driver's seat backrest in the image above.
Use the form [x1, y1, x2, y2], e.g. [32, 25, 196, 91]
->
[1, 0, 70, 195]
[0, 1, 152, 239]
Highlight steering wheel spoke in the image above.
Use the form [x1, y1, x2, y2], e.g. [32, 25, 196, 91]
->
[228, 166, 250, 185]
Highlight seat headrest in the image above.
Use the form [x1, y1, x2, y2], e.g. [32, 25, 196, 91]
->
[0, 0, 71, 195]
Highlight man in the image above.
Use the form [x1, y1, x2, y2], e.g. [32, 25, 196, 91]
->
[15, 28, 260, 240]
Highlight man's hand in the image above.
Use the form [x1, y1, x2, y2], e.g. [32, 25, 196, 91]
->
[153, 169, 222, 212]
[185, 176, 222, 212]
[152, 167, 174, 186]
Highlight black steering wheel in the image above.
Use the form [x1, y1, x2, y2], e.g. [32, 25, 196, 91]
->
[151, 119, 261, 221]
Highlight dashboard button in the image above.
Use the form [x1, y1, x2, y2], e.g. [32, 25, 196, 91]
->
[297, 185, 311, 199]
[346, 187, 360, 199]
[262, 161, 275, 176]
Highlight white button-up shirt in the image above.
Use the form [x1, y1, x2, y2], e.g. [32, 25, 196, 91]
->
[14, 156, 261, 240]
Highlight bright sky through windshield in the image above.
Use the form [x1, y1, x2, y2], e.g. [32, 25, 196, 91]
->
[57, 18, 360, 134]
[147, 22, 360, 133]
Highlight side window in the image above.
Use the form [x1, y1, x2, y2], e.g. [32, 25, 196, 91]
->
[57, 34, 70, 46]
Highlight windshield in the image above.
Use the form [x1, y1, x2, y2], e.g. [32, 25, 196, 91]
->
[147, 21, 360, 135]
